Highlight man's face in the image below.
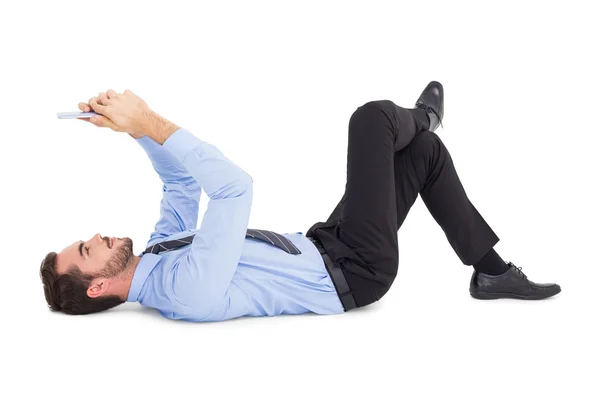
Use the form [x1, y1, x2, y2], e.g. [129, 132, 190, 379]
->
[56, 233, 134, 278]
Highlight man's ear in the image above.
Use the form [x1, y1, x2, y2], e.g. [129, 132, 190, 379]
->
[87, 278, 110, 299]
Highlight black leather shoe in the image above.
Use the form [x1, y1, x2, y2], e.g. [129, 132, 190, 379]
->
[470, 262, 561, 300]
[415, 81, 444, 131]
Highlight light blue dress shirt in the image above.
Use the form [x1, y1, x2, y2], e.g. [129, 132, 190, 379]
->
[127, 128, 344, 322]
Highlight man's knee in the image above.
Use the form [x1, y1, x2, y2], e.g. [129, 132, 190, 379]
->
[410, 130, 446, 158]
[349, 100, 396, 138]
[354, 100, 396, 117]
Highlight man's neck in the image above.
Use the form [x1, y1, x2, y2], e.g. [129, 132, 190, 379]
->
[112, 256, 142, 301]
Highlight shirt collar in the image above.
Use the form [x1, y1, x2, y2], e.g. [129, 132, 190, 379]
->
[127, 253, 161, 302]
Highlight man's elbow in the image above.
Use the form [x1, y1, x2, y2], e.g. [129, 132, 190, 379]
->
[230, 173, 253, 199]
[211, 173, 253, 199]
[240, 172, 253, 188]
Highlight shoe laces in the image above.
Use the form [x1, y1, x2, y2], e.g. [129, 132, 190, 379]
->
[416, 101, 444, 129]
[507, 261, 528, 279]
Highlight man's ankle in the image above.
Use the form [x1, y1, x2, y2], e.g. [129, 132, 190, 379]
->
[473, 249, 510, 275]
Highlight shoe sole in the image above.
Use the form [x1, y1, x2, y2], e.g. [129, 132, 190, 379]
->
[470, 287, 561, 300]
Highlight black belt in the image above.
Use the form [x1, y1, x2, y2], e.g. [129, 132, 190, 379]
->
[308, 236, 357, 311]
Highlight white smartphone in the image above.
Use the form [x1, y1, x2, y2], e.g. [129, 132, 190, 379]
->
[57, 111, 99, 119]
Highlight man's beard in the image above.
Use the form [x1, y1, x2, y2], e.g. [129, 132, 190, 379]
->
[96, 237, 134, 279]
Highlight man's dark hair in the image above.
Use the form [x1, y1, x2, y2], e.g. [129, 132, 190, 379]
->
[39, 252, 125, 315]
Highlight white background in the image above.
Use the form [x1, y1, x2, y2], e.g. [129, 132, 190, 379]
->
[1, 0, 598, 399]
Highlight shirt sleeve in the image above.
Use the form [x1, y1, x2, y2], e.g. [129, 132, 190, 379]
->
[161, 128, 253, 318]
[136, 135, 202, 247]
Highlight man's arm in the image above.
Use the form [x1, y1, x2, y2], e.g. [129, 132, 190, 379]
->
[87, 90, 252, 317]
[78, 94, 201, 243]
[154, 125, 253, 318]
[135, 135, 202, 245]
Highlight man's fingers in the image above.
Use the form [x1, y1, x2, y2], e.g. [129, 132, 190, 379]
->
[98, 92, 111, 105]
[89, 97, 107, 112]
[106, 89, 118, 99]
[78, 102, 91, 112]
[89, 115, 118, 130]
[88, 96, 107, 108]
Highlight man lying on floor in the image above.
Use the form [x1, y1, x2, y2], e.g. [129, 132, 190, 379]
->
[39, 83, 560, 322]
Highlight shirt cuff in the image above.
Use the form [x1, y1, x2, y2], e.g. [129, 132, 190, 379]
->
[135, 135, 159, 152]
[162, 128, 202, 163]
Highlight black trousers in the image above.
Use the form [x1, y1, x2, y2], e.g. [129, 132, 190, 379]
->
[306, 100, 500, 308]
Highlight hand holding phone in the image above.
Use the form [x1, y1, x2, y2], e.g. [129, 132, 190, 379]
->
[57, 100, 103, 119]
[57, 90, 177, 141]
